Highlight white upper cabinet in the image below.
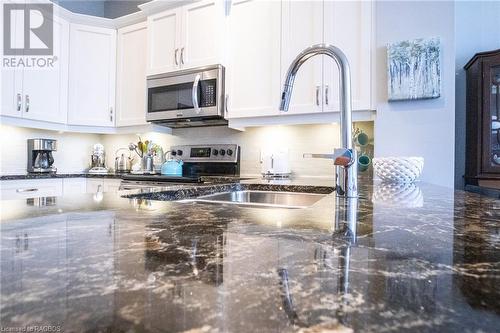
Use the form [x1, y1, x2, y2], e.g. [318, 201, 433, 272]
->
[181, 0, 225, 68]
[147, 8, 181, 74]
[226, 0, 281, 118]
[67, 24, 116, 127]
[1, 3, 23, 118]
[147, 0, 225, 75]
[1, 5, 69, 124]
[22, 13, 69, 123]
[116, 21, 148, 126]
[280, 0, 324, 115]
[323, 0, 373, 112]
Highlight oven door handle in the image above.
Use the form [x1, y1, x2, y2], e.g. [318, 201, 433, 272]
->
[192, 74, 201, 114]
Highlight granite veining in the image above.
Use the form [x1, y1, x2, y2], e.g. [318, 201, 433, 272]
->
[0, 180, 499, 333]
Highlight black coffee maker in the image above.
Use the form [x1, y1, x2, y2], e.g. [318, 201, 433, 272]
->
[27, 139, 57, 173]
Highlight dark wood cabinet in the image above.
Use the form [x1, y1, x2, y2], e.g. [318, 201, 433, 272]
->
[464, 49, 500, 189]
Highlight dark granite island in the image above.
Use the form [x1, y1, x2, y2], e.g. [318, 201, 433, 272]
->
[0, 179, 499, 333]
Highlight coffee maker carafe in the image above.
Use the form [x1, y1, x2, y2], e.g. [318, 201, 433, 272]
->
[27, 139, 57, 173]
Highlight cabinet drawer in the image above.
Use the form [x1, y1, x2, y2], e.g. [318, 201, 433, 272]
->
[0, 179, 63, 200]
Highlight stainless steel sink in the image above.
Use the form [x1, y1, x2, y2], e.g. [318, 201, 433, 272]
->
[186, 190, 326, 209]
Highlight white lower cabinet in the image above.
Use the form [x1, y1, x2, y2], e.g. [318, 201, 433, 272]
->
[86, 179, 122, 193]
[63, 178, 87, 194]
[103, 179, 122, 193]
[0, 179, 63, 200]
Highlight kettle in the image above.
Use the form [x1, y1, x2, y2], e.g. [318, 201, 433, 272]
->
[161, 152, 183, 176]
[115, 148, 132, 173]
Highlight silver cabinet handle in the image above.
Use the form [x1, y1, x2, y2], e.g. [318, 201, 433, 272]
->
[180, 47, 185, 65]
[174, 48, 179, 66]
[192, 74, 201, 113]
[16, 93, 22, 111]
[97, 185, 102, 192]
[25, 95, 29, 112]
[315, 86, 320, 106]
[16, 188, 38, 193]
[225, 94, 229, 115]
[109, 107, 113, 122]
[325, 85, 329, 105]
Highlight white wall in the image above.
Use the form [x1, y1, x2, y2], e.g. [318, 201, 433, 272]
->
[454, 1, 500, 189]
[374, 1, 456, 188]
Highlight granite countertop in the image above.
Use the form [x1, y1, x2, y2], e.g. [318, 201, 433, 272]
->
[0, 179, 499, 332]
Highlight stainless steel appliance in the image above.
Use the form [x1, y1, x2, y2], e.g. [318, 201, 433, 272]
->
[146, 64, 226, 128]
[89, 143, 109, 174]
[119, 144, 240, 190]
[27, 139, 57, 173]
[115, 148, 132, 173]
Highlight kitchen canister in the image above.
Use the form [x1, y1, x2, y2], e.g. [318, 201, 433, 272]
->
[372, 157, 424, 184]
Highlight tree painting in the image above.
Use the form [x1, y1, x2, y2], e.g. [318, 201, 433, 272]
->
[387, 37, 441, 101]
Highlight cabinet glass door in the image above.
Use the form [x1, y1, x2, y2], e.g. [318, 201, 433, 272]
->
[487, 65, 500, 170]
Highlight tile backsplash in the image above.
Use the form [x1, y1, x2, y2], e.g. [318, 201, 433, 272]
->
[0, 122, 373, 177]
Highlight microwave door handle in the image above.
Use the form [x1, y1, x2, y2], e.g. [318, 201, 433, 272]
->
[192, 74, 201, 114]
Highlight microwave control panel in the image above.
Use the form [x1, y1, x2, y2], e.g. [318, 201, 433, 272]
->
[200, 79, 217, 107]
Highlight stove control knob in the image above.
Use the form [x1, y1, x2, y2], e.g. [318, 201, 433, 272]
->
[227, 149, 233, 156]
[212, 149, 219, 156]
[220, 149, 226, 156]
[176, 150, 183, 156]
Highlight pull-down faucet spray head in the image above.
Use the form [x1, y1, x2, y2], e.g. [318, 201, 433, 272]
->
[279, 43, 358, 198]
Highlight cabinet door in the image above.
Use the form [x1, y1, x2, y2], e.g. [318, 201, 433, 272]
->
[147, 8, 182, 75]
[482, 58, 500, 173]
[181, 0, 225, 69]
[22, 13, 69, 124]
[323, 0, 372, 112]
[86, 179, 104, 193]
[0, 3, 23, 118]
[226, 0, 281, 118]
[63, 178, 87, 195]
[103, 179, 122, 193]
[280, 0, 324, 115]
[116, 22, 148, 126]
[67, 24, 116, 126]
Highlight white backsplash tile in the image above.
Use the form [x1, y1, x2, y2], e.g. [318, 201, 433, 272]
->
[1, 123, 373, 177]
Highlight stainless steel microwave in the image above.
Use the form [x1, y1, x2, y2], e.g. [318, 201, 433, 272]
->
[146, 64, 226, 128]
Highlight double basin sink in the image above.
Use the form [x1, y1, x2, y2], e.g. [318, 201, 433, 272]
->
[185, 190, 328, 209]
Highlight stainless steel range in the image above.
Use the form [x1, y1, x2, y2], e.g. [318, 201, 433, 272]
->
[119, 144, 240, 190]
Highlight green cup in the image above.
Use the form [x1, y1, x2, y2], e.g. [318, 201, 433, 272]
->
[355, 132, 369, 147]
[358, 154, 371, 172]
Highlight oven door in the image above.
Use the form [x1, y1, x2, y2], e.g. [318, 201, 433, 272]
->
[146, 65, 224, 122]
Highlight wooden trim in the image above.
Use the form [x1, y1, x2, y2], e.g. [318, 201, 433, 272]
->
[464, 49, 500, 70]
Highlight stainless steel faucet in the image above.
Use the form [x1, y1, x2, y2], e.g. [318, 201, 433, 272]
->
[279, 43, 358, 198]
